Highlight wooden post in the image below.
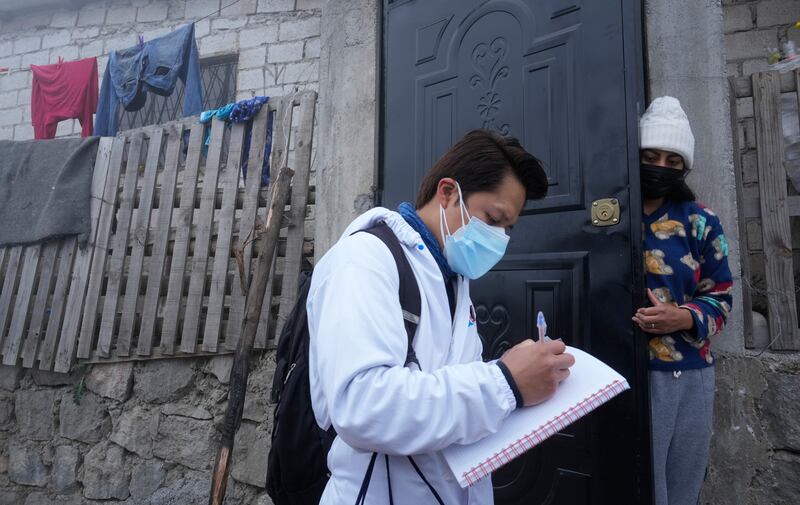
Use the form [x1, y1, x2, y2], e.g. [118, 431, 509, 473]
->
[209, 165, 294, 505]
[752, 71, 800, 350]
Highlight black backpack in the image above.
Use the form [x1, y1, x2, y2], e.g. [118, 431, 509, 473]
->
[266, 222, 422, 505]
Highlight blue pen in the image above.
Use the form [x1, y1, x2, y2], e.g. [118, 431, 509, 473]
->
[537, 311, 547, 342]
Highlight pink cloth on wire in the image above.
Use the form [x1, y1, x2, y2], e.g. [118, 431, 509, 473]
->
[30, 57, 98, 139]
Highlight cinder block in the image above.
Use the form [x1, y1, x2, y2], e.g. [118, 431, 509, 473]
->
[0, 71, 29, 92]
[268, 41, 304, 63]
[212, 17, 248, 31]
[0, 126, 13, 140]
[239, 68, 265, 90]
[742, 57, 770, 76]
[257, 0, 296, 13]
[278, 60, 319, 84]
[79, 40, 104, 59]
[21, 50, 51, 68]
[222, 0, 258, 15]
[105, 7, 138, 25]
[725, 29, 778, 60]
[13, 124, 33, 141]
[13, 36, 41, 55]
[240, 26, 278, 48]
[239, 46, 267, 69]
[77, 7, 106, 27]
[0, 41, 14, 59]
[278, 17, 321, 41]
[72, 27, 101, 40]
[0, 107, 23, 127]
[137, 4, 169, 23]
[737, 97, 754, 119]
[304, 37, 320, 59]
[0, 91, 17, 109]
[723, 4, 752, 34]
[50, 11, 78, 29]
[296, 0, 323, 10]
[757, 0, 800, 28]
[199, 32, 239, 56]
[42, 31, 72, 49]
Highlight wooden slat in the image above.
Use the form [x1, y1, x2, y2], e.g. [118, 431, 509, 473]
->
[276, 92, 316, 337]
[752, 71, 800, 350]
[2, 246, 41, 365]
[732, 71, 797, 98]
[96, 133, 145, 358]
[38, 239, 77, 370]
[22, 241, 59, 367]
[138, 123, 185, 356]
[0, 247, 23, 363]
[730, 79, 755, 349]
[203, 123, 247, 352]
[227, 105, 270, 349]
[257, 97, 292, 346]
[69, 137, 123, 364]
[161, 121, 204, 354]
[117, 128, 165, 356]
[181, 118, 227, 353]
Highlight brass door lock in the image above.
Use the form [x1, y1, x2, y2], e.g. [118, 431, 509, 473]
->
[591, 198, 620, 227]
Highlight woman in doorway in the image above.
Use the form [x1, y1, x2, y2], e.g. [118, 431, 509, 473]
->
[632, 96, 733, 505]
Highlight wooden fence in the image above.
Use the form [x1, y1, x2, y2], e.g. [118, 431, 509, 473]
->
[732, 71, 800, 351]
[0, 91, 316, 372]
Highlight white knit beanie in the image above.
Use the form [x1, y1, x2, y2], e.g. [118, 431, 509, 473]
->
[639, 96, 695, 169]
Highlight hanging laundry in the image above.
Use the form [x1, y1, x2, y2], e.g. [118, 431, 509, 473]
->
[198, 96, 272, 186]
[0, 137, 99, 247]
[95, 24, 203, 136]
[30, 57, 98, 140]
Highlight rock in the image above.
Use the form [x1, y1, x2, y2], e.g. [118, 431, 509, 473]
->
[59, 390, 110, 443]
[761, 372, 800, 451]
[772, 451, 800, 504]
[51, 446, 80, 493]
[24, 492, 54, 505]
[109, 406, 159, 459]
[256, 492, 275, 505]
[85, 362, 134, 402]
[148, 475, 234, 505]
[243, 392, 267, 423]
[130, 462, 165, 502]
[8, 440, 48, 487]
[160, 403, 213, 420]
[231, 421, 269, 487]
[14, 389, 56, 440]
[0, 365, 23, 391]
[0, 391, 13, 429]
[154, 415, 217, 471]
[31, 369, 78, 386]
[0, 491, 21, 505]
[82, 441, 130, 500]
[205, 356, 233, 384]
[134, 360, 194, 403]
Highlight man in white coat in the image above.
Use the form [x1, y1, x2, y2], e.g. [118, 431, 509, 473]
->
[308, 129, 575, 504]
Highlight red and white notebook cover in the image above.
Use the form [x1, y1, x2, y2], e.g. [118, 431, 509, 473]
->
[442, 346, 630, 488]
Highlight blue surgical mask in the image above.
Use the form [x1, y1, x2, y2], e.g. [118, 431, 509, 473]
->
[440, 183, 510, 279]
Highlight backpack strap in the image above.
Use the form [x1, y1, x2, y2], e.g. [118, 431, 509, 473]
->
[358, 221, 422, 369]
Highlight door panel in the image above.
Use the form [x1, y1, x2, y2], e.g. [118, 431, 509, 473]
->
[382, 1, 651, 503]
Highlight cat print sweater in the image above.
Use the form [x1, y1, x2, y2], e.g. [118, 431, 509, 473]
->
[643, 200, 733, 371]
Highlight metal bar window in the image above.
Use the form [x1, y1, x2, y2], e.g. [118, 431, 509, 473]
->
[118, 54, 239, 131]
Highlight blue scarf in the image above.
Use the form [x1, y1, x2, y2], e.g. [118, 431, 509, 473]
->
[397, 202, 456, 281]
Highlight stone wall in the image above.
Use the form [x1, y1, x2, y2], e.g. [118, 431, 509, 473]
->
[0, 1, 321, 503]
[0, 0, 321, 140]
[700, 2, 800, 504]
[0, 356, 278, 504]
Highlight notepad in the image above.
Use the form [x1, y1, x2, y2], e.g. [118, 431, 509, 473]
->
[442, 346, 630, 488]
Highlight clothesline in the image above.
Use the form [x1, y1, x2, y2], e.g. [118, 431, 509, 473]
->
[0, 0, 245, 77]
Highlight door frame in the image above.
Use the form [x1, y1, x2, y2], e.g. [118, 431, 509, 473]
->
[378, 0, 653, 502]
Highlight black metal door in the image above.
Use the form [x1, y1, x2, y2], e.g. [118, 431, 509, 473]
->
[381, 1, 651, 504]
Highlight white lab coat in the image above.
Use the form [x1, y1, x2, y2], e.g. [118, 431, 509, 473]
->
[308, 208, 516, 505]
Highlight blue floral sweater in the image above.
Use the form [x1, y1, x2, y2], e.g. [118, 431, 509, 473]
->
[643, 200, 733, 371]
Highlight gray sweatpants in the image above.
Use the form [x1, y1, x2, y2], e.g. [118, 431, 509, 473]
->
[650, 367, 715, 505]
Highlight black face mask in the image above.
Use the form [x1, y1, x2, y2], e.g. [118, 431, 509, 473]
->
[640, 164, 688, 200]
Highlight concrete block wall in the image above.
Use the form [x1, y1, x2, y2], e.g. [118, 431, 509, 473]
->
[0, 0, 322, 141]
[724, 0, 800, 77]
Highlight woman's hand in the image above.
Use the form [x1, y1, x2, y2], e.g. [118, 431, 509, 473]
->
[632, 289, 695, 334]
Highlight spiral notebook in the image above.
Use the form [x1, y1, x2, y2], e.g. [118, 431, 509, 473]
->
[442, 346, 630, 488]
